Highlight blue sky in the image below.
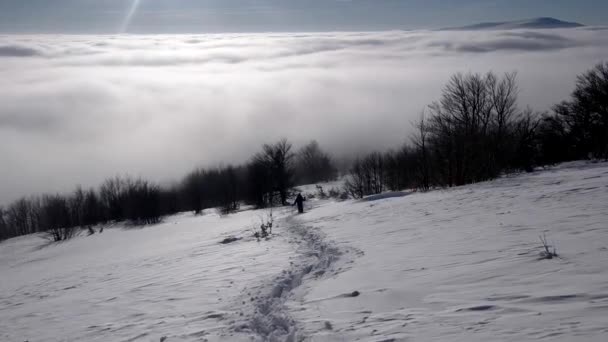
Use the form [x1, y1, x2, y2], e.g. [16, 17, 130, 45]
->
[0, 0, 607, 33]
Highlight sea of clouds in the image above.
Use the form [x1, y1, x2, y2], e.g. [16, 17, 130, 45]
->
[1, 27, 607, 203]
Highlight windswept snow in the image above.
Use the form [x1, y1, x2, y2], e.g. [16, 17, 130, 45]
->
[288, 161, 608, 341]
[0, 208, 301, 342]
[2, 161, 608, 342]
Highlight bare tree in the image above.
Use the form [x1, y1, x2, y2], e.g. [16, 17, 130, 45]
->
[181, 169, 205, 215]
[82, 188, 101, 227]
[554, 61, 608, 160]
[100, 176, 126, 222]
[295, 140, 337, 185]
[42, 195, 77, 242]
[412, 113, 432, 190]
[513, 109, 542, 172]
[68, 186, 86, 228]
[218, 165, 240, 214]
[246, 158, 273, 208]
[253, 138, 295, 206]
[344, 152, 385, 198]
[0, 207, 7, 241]
[122, 178, 163, 225]
[6, 198, 33, 236]
[426, 71, 527, 186]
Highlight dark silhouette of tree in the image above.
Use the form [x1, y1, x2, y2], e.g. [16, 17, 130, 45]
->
[218, 165, 241, 214]
[512, 109, 541, 172]
[124, 178, 163, 225]
[42, 194, 76, 242]
[100, 177, 126, 222]
[536, 114, 572, 165]
[412, 114, 432, 190]
[181, 169, 205, 215]
[253, 139, 295, 206]
[0, 207, 7, 241]
[6, 198, 33, 236]
[82, 188, 102, 227]
[295, 140, 337, 185]
[68, 186, 86, 228]
[344, 152, 385, 198]
[425, 72, 536, 186]
[246, 158, 273, 208]
[553, 61, 608, 160]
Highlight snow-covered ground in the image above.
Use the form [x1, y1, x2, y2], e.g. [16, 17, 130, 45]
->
[2, 161, 608, 342]
[0, 208, 302, 342]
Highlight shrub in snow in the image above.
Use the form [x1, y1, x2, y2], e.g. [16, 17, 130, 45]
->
[538, 234, 558, 260]
[254, 211, 274, 240]
[316, 185, 327, 199]
[327, 187, 348, 200]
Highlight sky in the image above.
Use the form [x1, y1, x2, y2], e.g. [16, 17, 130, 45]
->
[1, 2, 608, 205]
[0, 0, 607, 33]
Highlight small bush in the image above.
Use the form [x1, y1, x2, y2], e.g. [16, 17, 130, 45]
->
[254, 210, 274, 240]
[538, 234, 558, 259]
[327, 187, 348, 200]
[316, 185, 327, 199]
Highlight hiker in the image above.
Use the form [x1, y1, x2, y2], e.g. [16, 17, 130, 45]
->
[293, 193, 306, 213]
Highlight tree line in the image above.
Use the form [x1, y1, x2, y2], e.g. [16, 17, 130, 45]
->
[0, 140, 337, 241]
[1, 61, 606, 241]
[345, 62, 607, 198]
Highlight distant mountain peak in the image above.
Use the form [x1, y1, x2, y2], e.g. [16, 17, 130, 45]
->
[442, 17, 584, 31]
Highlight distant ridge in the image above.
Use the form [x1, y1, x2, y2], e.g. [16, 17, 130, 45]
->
[442, 17, 584, 31]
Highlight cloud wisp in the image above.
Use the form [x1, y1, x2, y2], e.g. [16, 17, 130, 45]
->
[1, 28, 607, 203]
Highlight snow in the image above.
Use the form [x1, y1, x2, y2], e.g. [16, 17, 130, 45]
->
[288, 161, 608, 341]
[0, 208, 300, 342]
[2, 161, 608, 342]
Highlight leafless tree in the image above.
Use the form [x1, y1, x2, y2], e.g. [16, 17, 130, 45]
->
[553, 61, 608, 159]
[411, 113, 432, 190]
[344, 152, 385, 198]
[42, 194, 77, 242]
[252, 138, 295, 205]
[100, 176, 126, 222]
[425, 71, 529, 186]
[295, 140, 337, 185]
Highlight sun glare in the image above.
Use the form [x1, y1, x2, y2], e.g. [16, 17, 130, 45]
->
[120, 0, 141, 33]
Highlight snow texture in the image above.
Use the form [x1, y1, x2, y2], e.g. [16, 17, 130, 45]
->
[2, 161, 608, 342]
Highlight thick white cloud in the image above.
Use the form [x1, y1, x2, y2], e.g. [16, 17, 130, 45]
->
[1, 28, 607, 203]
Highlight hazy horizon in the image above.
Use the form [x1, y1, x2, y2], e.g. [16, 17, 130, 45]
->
[2, 1, 608, 205]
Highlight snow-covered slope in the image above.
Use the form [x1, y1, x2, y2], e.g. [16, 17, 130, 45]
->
[0, 208, 302, 342]
[443, 17, 584, 31]
[2, 161, 607, 342]
[289, 161, 608, 341]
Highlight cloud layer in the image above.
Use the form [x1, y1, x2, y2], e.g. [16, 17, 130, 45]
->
[1, 28, 607, 203]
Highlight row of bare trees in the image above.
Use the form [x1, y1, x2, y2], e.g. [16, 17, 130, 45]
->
[0, 140, 338, 242]
[539, 62, 608, 162]
[344, 62, 607, 198]
[0, 178, 165, 242]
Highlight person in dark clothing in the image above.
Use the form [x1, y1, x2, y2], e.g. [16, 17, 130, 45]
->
[293, 193, 306, 213]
